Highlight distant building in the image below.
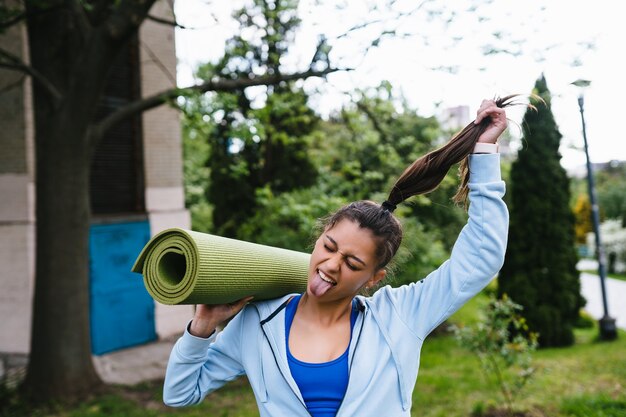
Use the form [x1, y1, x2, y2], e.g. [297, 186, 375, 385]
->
[0, 0, 192, 356]
[440, 105, 470, 132]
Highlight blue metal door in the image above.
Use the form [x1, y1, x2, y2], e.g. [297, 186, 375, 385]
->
[89, 220, 156, 355]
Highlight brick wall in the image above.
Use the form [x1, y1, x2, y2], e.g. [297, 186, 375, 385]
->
[0, 20, 36, 353]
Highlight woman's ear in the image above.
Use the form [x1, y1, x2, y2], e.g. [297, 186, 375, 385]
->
[365, 269, 387, 290]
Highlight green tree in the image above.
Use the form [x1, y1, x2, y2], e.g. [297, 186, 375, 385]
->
[596, 162, 626, 226]
[188, 0, 319, 237]
[571, 162, 626, 228]
[498, 75, 584, 347]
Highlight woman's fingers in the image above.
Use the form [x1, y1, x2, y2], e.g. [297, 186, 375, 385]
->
[190, 296, 254, 337]
[474, 101, 501, 125]
[477, 107, 506, 125]
[230, 296, 255, 314]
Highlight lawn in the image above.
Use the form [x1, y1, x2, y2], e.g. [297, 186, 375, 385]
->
[3, 291, 625, 417]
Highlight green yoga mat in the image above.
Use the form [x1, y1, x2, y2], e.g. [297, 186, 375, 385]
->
[131, 228, 310, 305]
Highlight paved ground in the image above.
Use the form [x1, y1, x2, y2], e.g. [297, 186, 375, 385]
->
[578, 259, 626, 330]
[93, 335, 178, 385]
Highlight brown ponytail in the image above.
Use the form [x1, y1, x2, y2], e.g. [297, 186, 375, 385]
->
[386, 95, 531, 209]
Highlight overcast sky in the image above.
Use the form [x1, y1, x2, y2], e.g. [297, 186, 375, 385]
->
[173, 0, 625, 170]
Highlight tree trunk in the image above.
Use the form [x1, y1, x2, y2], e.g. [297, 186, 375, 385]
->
[23, 116, 102, 402]
[20, 1, 120, 402]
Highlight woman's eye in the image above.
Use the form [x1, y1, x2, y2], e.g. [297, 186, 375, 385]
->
[346, 262, 358, 271]
[323, 244, 334, 252]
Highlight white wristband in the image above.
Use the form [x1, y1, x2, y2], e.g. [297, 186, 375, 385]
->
[472, 142, 499, 154]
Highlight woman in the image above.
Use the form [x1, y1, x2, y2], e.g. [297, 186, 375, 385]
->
[163, 98, 510, 416]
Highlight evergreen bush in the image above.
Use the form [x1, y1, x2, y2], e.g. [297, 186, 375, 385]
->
[497, 75, 585, 347]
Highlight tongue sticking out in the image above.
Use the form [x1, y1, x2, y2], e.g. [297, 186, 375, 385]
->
[310, 273, 334, 297]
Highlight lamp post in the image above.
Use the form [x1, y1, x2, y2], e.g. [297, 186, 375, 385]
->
[572, 79, 617, 340]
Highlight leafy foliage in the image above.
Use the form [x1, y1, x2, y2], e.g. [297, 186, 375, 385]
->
[452, 294, 539, 414]
[498, 75, 584, 347]
[183, 0, 319, 237]
[573, 193, 593, 245]
[570, 162, 626, 227]
[595, 162, 626, 226]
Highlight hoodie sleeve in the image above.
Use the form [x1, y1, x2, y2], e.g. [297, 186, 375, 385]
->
[373, 153, 509, 340]
[162, 307, 248, 407]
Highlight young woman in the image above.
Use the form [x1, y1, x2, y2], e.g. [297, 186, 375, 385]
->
[163, 98, 510, 416]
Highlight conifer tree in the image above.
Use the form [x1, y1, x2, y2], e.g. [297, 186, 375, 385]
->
[498, 75, 584, 347]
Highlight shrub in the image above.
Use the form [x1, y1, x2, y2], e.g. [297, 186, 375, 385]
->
[452, 294, 539, 415]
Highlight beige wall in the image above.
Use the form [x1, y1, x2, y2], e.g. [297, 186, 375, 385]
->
[139, 0, 194, 335]
[0, 20, 36, 354]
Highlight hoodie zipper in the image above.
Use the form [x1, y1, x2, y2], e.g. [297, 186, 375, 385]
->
[335, 300, 366, 417]
[261, 326, 312, 416]
[260, 298, 312, 416]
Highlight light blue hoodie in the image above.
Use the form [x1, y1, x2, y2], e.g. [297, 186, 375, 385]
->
[163, 153, 509, 416]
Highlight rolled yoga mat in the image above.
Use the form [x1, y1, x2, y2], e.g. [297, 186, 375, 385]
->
[131, 228, 310, 305]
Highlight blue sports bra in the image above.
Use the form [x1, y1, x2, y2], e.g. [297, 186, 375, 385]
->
[285, 295, 358, 417]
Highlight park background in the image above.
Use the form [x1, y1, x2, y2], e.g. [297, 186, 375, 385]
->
[0, 0, 625, 416]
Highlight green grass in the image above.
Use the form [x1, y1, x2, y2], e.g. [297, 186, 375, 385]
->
[561, 394, 626, 417]
[3, 291, 625, 417]
[414, 295, 626, 416]
[582, 269, 626, 282]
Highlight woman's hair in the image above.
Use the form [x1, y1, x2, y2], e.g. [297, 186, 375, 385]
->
[320, 95, 527, 271]
[320, 201, 402, 270]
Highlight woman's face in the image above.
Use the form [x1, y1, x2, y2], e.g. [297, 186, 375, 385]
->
[307, 219, 386, 301]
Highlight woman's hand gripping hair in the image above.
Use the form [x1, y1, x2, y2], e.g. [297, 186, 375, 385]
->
[474, 99, 508, 144]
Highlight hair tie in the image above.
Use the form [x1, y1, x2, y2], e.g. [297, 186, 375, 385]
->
[381, 201, 397, 213]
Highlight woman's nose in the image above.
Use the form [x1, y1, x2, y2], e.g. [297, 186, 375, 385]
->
[325, 252, 343, 272]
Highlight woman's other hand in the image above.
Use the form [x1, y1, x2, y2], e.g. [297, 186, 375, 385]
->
[189, 296, 254, 338]
[474, 99, 508, 144]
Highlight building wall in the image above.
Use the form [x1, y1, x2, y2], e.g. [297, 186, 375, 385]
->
[138, 0, 194, 337]
[0, 0, 192, 353]
[0, 21, 36, 354]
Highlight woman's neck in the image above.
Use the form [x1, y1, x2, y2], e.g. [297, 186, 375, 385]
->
[297, 293, 353, 326]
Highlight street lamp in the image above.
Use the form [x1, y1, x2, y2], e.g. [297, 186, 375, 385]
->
[571, 79, 617, 340]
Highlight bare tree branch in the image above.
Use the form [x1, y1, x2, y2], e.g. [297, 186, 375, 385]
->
[356, 101, 390, 143]
[140, 41, 176, 85]
[90, 66, 348, 146]
[146, 13, 190, 29]
[0, 74, 26, 96]
[0, 10, 27, 30]
[332, 0, 433, 41]
[0, 47, 62, 101]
